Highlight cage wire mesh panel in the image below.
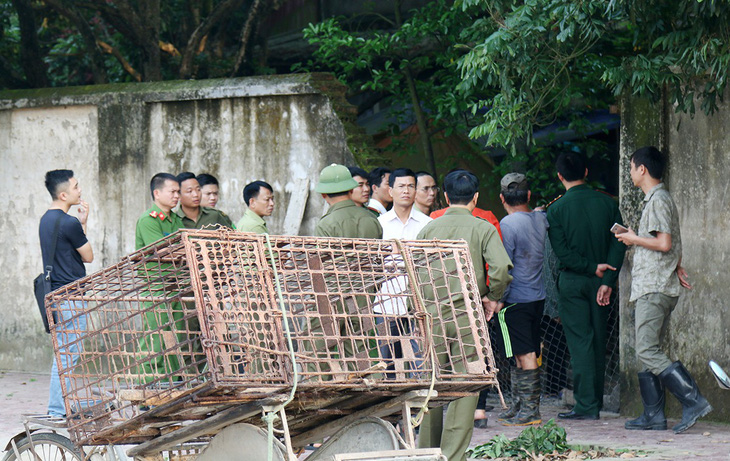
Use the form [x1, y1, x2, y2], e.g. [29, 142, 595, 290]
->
[47, 230, 501, 447]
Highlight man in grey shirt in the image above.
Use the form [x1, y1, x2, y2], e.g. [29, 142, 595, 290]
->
[494, 173, 549, 426]
[616, 146, 711, 434]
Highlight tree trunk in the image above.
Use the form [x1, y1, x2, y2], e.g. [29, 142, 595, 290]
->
[179, 0, 247, 79]
[12, 0, 49, 88]
[394, 0, 437, 177]
[138, 1, 162, 81]
[230, 0, 265, 77]
[44, 0, 109, 84]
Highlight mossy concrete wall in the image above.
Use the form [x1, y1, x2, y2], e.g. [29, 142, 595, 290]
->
[0, 74, 356, 372]
[619, 93, 730, 422]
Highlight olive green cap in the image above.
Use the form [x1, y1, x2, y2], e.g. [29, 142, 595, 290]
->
[315, 163, 358, 194]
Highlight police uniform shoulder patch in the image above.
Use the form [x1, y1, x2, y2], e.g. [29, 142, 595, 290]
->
[546, 194, 563, 208]
[149, 211, 158, 218]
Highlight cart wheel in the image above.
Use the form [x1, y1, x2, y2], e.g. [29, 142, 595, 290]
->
[196, 423, 286, 461]
[2, 432, 84, 461]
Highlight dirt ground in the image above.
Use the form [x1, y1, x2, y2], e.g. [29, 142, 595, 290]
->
[0, 371, 727, 460]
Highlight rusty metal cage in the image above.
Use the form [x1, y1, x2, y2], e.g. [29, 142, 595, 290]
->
[47, 229, 500, 447]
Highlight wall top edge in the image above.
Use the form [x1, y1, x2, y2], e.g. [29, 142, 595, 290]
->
[0, 73, 340, 110]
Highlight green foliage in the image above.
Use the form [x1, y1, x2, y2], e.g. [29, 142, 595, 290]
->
[296, 1, 480, 167]
[467, 419, 570, 459]
[457, 0, 730, 150]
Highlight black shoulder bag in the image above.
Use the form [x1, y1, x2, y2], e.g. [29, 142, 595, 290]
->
[34, 215, 62, 334]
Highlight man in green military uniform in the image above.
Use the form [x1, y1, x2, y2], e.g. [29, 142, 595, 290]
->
[135, 173, 186, 382]
[546, 152, 626, 420]
[416, 169, 513, 461]
[175, 172, 233, 230]
[136, 173, 184, 247]
[315, 163, 382, 238]
[306, 164, 381, 379]
[237, 180, 274, 233]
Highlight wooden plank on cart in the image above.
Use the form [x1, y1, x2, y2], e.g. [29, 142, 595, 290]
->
[290, 390, 435, 447]
[126, 394, 288, 457]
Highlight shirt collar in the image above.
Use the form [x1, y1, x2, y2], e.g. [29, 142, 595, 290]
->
[175, 205, 210, 222]
[367, 198, 388, 214]
[382, 206, 429, 224]
[442, 206, 472, 216]
[244, 208, 266, 224]
[564, 183, 590, 195]
[151, 203, 174, 222]
[644, 182, 665, 202]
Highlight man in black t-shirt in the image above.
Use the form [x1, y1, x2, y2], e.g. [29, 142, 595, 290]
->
[39, 170, 93, 418]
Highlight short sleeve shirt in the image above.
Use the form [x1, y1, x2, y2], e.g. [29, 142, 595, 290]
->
[39, 209, 88, 290]
[630, 183, 682, 301]
[500, 211, 548, 303]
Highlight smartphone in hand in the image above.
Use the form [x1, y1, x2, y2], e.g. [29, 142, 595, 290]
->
[610, 223, 628, 234]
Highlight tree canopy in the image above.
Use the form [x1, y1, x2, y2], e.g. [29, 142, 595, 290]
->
[0, 0, 285, 88]
[457, 0, 730, 148]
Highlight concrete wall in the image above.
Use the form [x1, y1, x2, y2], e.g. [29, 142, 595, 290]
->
[0, 74, 356, 371]
[619, 93, 730, 421]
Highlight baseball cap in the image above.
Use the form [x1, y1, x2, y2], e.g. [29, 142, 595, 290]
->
[500, 172, 528, 192]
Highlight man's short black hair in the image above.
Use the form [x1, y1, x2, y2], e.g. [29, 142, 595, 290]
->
[415, 171, 435, 182]
[196, 173, 219, 187]
[631, 146, 666, 180]
[388, 168, 416, 187]
[150, 173, 179, 200]
[444, 170, 479, 205]
[243, 180, 273, 206]
[176, 171, 197, 184]
[502, 188, 529, 206]
[369, 167, 391, 192]
[348, 166, 369, 180]
[45, 169, 74, 199]
[555, 152, 587, 182]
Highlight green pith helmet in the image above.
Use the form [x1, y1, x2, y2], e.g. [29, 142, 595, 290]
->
[315, 163, 358, 194]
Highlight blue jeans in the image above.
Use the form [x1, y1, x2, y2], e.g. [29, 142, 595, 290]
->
[48, 301, 87, 417]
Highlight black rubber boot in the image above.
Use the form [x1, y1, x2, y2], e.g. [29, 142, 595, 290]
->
[625, 371, 667, 430]
[659, 361, 713, 434]
[497, 368, 520, 421]
[502, 368, 542, 426]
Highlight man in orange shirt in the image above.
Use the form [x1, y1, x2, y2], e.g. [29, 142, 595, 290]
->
[430, 205, 502, 239]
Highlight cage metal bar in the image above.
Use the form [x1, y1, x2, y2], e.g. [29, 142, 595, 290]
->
[47, 229, 500, 447]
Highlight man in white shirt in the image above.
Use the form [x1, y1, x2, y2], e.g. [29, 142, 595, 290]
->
[374, 168, 431, 377]
[378, 168, 432, 239]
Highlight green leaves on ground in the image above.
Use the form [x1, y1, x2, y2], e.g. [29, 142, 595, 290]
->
[467, 419, 569, 459]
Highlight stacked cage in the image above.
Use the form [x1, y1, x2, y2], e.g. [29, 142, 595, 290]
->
[47, 230, 500, 447]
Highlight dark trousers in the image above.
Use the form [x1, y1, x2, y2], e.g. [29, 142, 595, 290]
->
[557, 272, 608, 416]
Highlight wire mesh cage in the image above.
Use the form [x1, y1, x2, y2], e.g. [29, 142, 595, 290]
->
[47, 229, 500, 447]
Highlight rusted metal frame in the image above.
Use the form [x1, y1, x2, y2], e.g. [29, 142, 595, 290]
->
[450, 246, 489, 374]
[397, 242, 436, 379]
[191, 234, 280, 383]
[79, 383, 215, 446]
[252, 234, 293, 385]
[125, 395, 289, 457]
[181, 233, 218, 386]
